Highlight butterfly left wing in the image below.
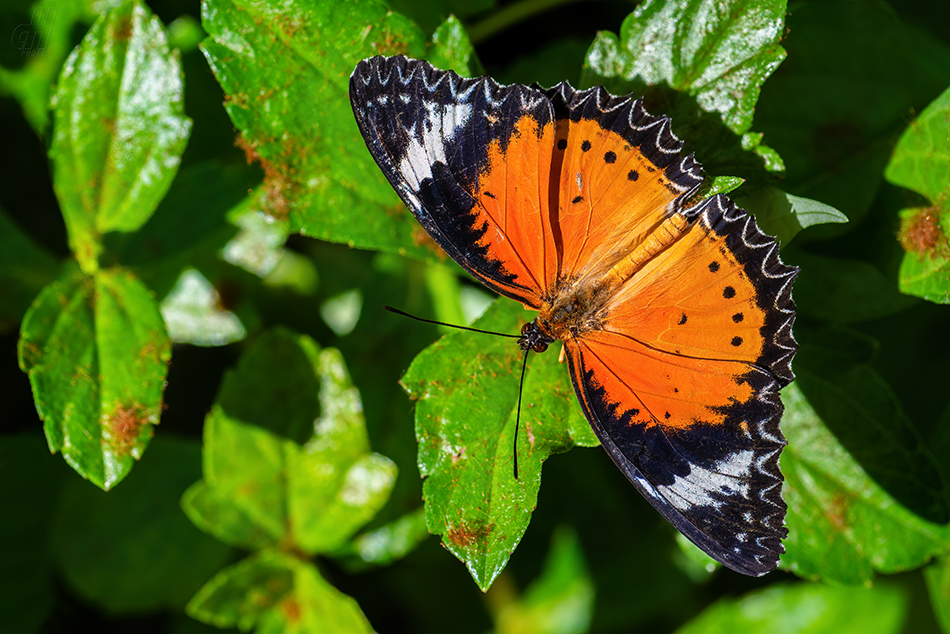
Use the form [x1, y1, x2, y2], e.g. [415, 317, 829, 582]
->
[563, 195, 797, 576]
[350, 55, 562, 309]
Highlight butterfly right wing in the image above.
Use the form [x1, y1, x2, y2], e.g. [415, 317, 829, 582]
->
[350, 55, 561, 308]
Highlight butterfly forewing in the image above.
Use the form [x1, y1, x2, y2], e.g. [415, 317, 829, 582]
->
[350, 56, 557, 307]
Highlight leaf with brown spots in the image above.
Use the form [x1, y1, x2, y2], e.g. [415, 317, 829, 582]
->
[18, 264, 171, 490]
[201, 1, 477, 263]
[886, 85, 950, 304]
[49, 0, 191, 273]
[401, 299, 598, 591]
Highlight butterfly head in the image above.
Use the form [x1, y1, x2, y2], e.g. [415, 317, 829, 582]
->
[519, 321, 554, 353]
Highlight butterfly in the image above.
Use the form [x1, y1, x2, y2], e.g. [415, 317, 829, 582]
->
[349, 55, 797, 576]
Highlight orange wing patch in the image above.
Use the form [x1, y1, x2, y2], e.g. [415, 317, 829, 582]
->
[606, 214, 768, 364]
[470, 114, 559, 305]
[554, 117, 697, 284]
[565, 330, 757, 431]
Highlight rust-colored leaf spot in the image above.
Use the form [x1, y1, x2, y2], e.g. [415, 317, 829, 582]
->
[446, 521, 493, 549]
[107, 403, 151, 457]
[113, 13, 133, 41]
[827, 492, 852, 532]
[900, 207, 948, 258]
[280, 597, 301, 623]
[235, 133, 300, 220]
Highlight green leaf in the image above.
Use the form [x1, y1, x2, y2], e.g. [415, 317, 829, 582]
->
[734, 187, 848, 246]
[0, 0, 99, 136]
[287, 346, 397, 552]
[581, 0, 787, 179]
[755, 1, 950, 225]
[18, 263, 171, 490]
[674, 583, 906, 634]
[195, 328, 399, 556]
[189, 551, 375, 633]
[787, 252, 918, 323]
[886, 84, 950, 203]
[200, 0, 422, 252]
[181, 480, 277, 551]
[200, 2, 476, 261]
[925, 555, 950, 634]
[203, 406, 295, 542]
[0, 205, 60, 332]
[885, 85, 950, 305]
[489, 528, 594, 634]
[187, 551, 296, 631]
[897, 240, 950, 305]
[329, 507, 429, 570]
[49, 0, 191, 271]
[289, 449, 397, 554]
[781, 374, 950, 583]
[401, 299, 598, 591]
[217, 327, 325, 443]
[50, 437, 232, 613]
[159, 268, 247, 346]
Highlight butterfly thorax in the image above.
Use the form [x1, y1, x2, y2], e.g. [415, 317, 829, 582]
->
[532, 280, 612, 346]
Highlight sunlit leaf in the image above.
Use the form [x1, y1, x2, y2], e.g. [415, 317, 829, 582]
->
[582, 0, 787, 179]
[401, 299, 598, 590]
[49, 0, 191, 271]
[200, 1, 475, 260]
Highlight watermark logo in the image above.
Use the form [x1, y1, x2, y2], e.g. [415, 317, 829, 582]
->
[12, 7, 57, 58]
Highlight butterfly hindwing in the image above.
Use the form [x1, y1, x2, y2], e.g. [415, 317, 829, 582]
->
[564, 194, 796, 575]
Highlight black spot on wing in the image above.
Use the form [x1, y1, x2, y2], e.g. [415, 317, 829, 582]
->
[541, 82, 704, 197]
[686, 194, 798, 386]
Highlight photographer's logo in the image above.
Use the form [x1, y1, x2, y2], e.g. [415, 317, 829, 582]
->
[12, 8, 57, 58]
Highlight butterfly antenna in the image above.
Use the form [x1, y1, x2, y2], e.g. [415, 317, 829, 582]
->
[513, 346, 531, 480]
[385, 305, 521, 339]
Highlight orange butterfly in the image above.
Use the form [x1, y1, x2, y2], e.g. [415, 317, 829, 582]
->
[350, 55, 797, 576]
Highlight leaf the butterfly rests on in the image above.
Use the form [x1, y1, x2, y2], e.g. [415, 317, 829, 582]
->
[350, 55, 797, 577]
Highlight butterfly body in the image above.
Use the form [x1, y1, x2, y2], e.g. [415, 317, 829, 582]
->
[350, 55, 797, 576]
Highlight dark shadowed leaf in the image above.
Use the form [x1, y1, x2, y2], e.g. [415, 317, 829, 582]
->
[488, 528, 594, 634]
[788, 252, 919, 323]
[0, 434, 64, 632]
[781, 351, 950, 583]
[401, 299, 598, 590]
[50, 437, 231, 613]
[18, 263, 171, 490]
[0, 205, 60, 332]
[755, 1, 950, 227]
[49, 0, 190, 271]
